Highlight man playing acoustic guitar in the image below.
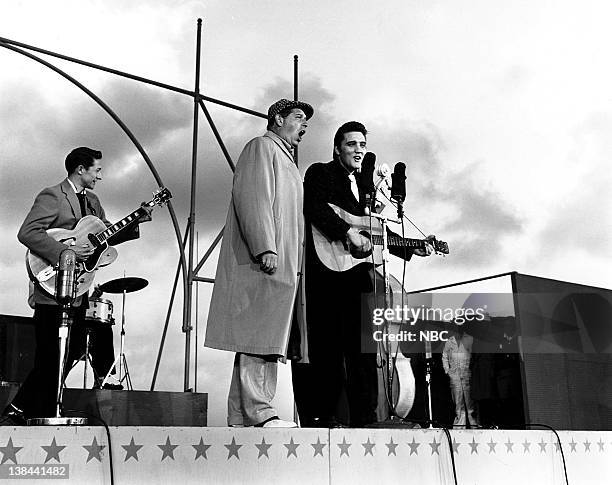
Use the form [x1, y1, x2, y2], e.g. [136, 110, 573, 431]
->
[293, 121, 435, 427]
[4, 147, 151, 421]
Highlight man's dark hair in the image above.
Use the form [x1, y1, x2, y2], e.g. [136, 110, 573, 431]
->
[65, 147, 102, 174]
[267, 107, 294, 130]
[333, 121, 367, 157]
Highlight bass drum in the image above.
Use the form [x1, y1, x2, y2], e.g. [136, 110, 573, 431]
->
[85, 298, 115, 326]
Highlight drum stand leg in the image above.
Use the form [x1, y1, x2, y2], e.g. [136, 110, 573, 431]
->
[81, 328, 104, 389]
[102, 288, 132, 390]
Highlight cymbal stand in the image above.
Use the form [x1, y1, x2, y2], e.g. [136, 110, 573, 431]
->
[102, 285, 132, 390]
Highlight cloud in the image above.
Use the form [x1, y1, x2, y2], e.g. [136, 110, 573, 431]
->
[537, 112, 612, 258]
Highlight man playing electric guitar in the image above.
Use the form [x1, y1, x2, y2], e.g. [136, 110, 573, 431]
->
[4, 147, 151, 421]
[292, 121, 434, 428]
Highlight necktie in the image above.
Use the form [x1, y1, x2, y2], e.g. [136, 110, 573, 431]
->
[77, 192, 87, 218]
[348, 173, 360, 202]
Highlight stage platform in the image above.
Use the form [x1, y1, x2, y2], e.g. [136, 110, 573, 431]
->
[0, 427, 609, 484]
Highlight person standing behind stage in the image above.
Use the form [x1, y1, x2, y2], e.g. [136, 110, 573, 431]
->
[3, 147, 149, 421]
[205, 99, 313, 428]
[442, 324, 479, 428]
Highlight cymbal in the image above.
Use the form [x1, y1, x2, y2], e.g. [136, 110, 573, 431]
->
[99, 277, 148, 294]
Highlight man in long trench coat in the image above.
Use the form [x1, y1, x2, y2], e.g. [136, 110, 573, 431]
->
[205, 99, 313, 428]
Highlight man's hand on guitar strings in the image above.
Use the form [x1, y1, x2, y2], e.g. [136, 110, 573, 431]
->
[346, 228, 372, 254]
[70, 240, 95, 262]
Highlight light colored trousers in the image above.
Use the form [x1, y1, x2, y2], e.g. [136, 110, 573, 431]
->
[449, 372, 478, 427]
[227, 353, 278, 426]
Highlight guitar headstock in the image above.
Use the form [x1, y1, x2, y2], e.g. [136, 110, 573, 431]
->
[433, 238, 449, 255]
[150, 187, 172, 207]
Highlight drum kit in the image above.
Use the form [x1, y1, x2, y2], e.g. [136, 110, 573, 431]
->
[83, 276, 148, 391]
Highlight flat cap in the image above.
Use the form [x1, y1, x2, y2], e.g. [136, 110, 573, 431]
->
[267, 99, 314, 121]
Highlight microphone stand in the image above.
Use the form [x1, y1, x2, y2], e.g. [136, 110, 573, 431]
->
[424, 340, 434, 429]
[367, 208, 412, 427]
[29, 250, 87, 426]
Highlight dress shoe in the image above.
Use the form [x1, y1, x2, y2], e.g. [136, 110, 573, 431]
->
[102, 383, 123, 390]
[312, 417, 348, 428]
[262, 418, 298, 428]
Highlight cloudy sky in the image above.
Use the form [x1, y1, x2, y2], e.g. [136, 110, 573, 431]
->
[1, 0, 611, 425]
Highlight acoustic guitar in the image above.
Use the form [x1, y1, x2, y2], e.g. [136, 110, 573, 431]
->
[312, 203, 449, 272]
[26, 187, 171, 298]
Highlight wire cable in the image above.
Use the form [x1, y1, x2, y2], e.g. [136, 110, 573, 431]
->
[65, 409, 115, 485]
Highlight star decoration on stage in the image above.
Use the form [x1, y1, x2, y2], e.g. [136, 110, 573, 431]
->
[311, 437, 326, 457]
[338, 437, 351, 457]
[386, 437, 398, 456]
[569, 439, 577, 452]
[158, 436, 179, 461]
[255, 437, 272, 459]
[83, 436, 105, 463]
[225, 437, 242, 460]
[538, 438, 547, 453]
[469, 437, 479, 454]
[522, 439, 531, 453]
[429, 438, 441, 455]
[451, 437, 461, 454]
[284, 437, 299, 458]
[122, 437, 144, 462]
[583, 440, 591, 452]
[554, 441, 561, 452]
[408, 437, 420, 455]
[0, 437, 23, 464]
[505, 438, 514, 453]
[598, 439, 605, 452]
[487, 438, 497, 453]
[362, 437, 375, 456]
[41, 437, 66, 463]
[193, 437, 211, 460]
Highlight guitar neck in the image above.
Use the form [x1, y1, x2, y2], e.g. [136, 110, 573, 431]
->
[95, 206, 147, 243]
[371, 234, 426, 249]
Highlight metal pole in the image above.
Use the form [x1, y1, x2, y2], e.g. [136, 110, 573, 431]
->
[184, 18, 203, 392]
[0, 35, 268, 119]
[198, 100, 236, 172]
[293, 54, 299, 167]
[194, 233, 199, 392]
[193, 228, 224, 276]
[150, 226, 189, 390]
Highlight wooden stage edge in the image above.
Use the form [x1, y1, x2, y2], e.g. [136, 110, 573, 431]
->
[0, 427, 610, 484]
[0, 386, 208, 427]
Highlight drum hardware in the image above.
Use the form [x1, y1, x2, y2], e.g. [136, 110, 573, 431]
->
[99, 276, 148, 390]
[70, 298, 115, 389]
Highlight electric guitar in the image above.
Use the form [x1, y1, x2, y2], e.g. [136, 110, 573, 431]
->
[312, 203, 449, 272]
[26, 187, 172, 298]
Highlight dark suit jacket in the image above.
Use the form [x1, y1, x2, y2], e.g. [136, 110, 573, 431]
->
[304, 158, 412, 276]
[18, 178, 140, 305]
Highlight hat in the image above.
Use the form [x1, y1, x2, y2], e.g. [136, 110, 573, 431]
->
[267, 99, 314, 122]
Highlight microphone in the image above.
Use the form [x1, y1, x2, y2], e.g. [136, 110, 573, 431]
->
[390, 162, 406, 202]
[376, 163, 391, 179]
[360, 152, 376, 195]
[55, 249, 77, 305]
[391, 162, 406, 218]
